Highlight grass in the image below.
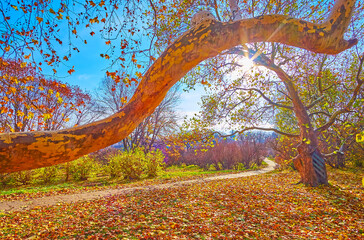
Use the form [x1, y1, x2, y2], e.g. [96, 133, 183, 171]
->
[0, 166, 362, 239]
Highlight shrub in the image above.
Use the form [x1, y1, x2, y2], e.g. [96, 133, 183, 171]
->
[35, 165, 59, 184]
[12, 170, 33, 185]
[105, 147, 166, 179]
[69, 156, 97, 181]
[118, 148, 145, 180]
[0, 173, 14, 187]
[144, 149, 165, 178]
[105, 153, 124, 178]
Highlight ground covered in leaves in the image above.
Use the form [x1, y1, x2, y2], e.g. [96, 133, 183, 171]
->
[0, 169, 363, 239]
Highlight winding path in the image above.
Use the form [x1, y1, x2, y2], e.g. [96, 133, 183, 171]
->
[0, 159, 276, 213]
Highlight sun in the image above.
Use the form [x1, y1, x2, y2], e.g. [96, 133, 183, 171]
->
[237, 56, 255, 72]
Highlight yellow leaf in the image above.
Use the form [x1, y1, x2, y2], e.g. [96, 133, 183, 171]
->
[11, 5, 18, 10]
[17, 110, 24, 117]
[20, 62, 27, 68]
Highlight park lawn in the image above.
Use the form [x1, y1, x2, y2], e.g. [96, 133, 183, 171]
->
[0, 164, 257, 202]
[0, 167, 363, 239]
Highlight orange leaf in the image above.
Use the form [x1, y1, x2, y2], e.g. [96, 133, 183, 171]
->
[105, 40, 111, 45]
[68, 67, 75, 75]
[90, 31, 95, 36]
[36, 16, 43, 23]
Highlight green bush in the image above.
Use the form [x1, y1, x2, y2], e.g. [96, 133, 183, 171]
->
[0, 173, 14, 187]
[105, 153, 124, 178]
[145, 149, 165, 178]
[118, 148, 145, 180]
[69, 156, 97, 181]
[35, 165, 59, 184]
[233, 162, 246, 171]
[12, 170, 33, 185]
[105, 147, 165, 180]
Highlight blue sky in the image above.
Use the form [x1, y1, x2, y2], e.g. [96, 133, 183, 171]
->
[40, 32, 204, 119]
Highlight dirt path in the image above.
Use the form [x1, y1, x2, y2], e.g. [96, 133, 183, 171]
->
[0, 159, 276, 213]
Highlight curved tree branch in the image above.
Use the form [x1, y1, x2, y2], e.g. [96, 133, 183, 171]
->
[0, 0, 358, 173]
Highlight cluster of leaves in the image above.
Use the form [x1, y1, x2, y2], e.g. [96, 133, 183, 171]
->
[0, 58, 91, 132]
[0, 168, 362, 239]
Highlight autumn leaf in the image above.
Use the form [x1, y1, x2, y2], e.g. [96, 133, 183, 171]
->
[68, 67, 75, 75]
[90, 31, 95, 36]
[36, 16, 43, 23]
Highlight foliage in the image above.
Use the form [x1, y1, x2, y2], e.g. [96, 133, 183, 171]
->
[105, 147, 165, 180]
[34, 165, 60, 184]
[69, 156, 99, 181]
[12, 170, 33, 185]
[0, 58, 92, 132]
[0, 168, 362, 239]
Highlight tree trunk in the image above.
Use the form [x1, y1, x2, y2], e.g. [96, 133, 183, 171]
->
[269, 63, 328, 186]
[283, 81, 328, 186]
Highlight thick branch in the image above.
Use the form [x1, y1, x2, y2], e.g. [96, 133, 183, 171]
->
[0, 0, 358, 173]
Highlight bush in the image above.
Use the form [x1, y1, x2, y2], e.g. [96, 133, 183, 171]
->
[35, 165, 60, 184]
[69, 156, 98, 181]
[12, 170, 33, 185]
[0, 173, 14, 187]
[105, 147, 165, 180]
[144, 149, 165, 178]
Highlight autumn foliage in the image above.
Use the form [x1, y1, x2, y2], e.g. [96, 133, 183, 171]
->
[0, 58, 91, 132]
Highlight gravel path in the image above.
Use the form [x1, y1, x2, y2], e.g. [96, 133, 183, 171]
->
[0, 159, 276, 213]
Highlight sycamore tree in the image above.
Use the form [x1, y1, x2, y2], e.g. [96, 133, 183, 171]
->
[0, 0, 359, 186]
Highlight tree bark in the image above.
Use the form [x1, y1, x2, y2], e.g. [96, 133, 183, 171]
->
[0, 0, 358, 173]
[250, 50, 328, 186]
